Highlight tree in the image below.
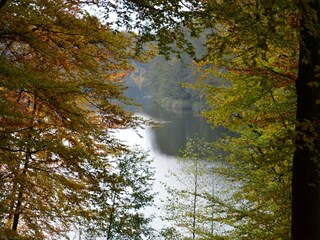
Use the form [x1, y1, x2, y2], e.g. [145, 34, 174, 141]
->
[2, 0, 320, 238]
[0, 1, 147, 238]
[0, 0, 8, 10]
[196, 67, 294, 238]
[140, 30, 207, 111]
[144, 55, 200, 111]
[292, 1, 320, 238]
[99, 0, 320, 238]
[79, 149, 156, 240]
[163, 138, 232, 239]
[165, 63, 295, 238]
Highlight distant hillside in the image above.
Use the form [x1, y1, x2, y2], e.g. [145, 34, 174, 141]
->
[125, 57, 207, 112]
[125, 29, 209, 112]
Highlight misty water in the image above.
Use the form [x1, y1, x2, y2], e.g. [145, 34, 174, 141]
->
[116, 101, 227, 231]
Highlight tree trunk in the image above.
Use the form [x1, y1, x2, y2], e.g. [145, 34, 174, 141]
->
[12, 152, 30, 231]
[291, 1, 320, 239]
[0, 0, 9, 10]
[12, 189, 23, 231]
[106, 189, 118, 240]
[192, 160, 198, 240]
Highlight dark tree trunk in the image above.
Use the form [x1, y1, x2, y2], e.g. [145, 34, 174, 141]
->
[12, 149, 30, 231]
[291, 1, 320, 239]
[106, 192, 117, 240]
[0, 0, 9, 10]
[12, 190, 23, 231]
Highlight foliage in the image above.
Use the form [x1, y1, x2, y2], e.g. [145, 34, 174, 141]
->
[2, 0, 320, 238]
[291, 1, 320, 238]
[143, 1, 299, 238]
[187, 1, 297, 238]
[203, 75, 295, 239]
[126, 30, 208, 112]
[165, 107, 294, 239]
[100, 0, 320, 237]
[143, 55, 204, 111]
[78, 148, 156, 240]
[162, 138, 231, 240]
[102, 0, 320, 239]
[0, 1, 150, 239]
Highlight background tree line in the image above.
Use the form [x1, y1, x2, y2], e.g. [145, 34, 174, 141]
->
[128, 30, 208, 112]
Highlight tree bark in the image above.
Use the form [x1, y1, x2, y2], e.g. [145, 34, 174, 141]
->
[106, 191, 117, 240]
[0, 0, 9, 10]
[192, 160, 198, 240]
[12, 152, 30, 231]
[291, 1, 320, 239]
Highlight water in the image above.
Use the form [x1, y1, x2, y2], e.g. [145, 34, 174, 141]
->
[115, 102, 227, 231]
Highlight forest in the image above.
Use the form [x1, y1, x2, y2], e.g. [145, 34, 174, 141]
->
[1, 0, 320, 240]
[128, 32, 208, 112]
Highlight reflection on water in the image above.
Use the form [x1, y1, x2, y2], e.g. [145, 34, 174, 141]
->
[124, 79, 227, 156]
[115, 119, 182, 231]
[137, 102, 227, 156]
[116, 102, 228, 231]
[119, 79, 234, 235]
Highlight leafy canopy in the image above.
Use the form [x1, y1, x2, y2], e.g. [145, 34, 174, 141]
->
[0, 0, 151, 239]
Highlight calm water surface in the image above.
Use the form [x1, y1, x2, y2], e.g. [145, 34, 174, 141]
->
[116, 103, 227, 230]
